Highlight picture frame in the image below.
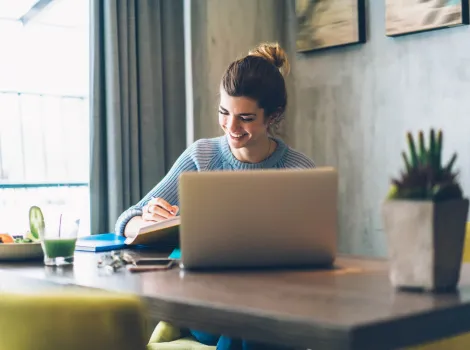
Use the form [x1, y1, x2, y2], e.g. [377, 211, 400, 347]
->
[386, 0, 469, 37]
[295, 0, 366, 53]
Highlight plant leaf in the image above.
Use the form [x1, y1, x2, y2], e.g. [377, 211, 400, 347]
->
[436, 129, 442, 169]
[418, 131, 426, 166]
[429, 129, 436, 172]
[444, 153, 457, 173]
[401, 151, 411, 173]
[407, 132, 418, 168]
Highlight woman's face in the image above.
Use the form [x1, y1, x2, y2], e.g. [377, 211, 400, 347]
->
[218, 88, 270, 150]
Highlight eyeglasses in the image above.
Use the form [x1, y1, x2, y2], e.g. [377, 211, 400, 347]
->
[97, 251, 135, 273]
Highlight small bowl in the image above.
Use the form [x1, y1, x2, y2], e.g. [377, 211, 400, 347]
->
[0, 242, 43, 261]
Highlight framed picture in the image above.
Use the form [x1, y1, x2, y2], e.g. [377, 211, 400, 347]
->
[295, 0, 366, 53]
[386, 0, 469, 37]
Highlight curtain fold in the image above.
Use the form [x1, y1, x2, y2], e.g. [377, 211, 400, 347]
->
[90, 0, 186, 234]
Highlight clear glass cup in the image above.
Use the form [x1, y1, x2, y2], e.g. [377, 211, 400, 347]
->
[39, 214, 80, 266]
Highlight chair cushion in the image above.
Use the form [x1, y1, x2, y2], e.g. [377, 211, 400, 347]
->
[408, 332, 470, 350]
[147, 337, 215, 350]
[149, 321, 183, 343]
[0, 292, 147, 350]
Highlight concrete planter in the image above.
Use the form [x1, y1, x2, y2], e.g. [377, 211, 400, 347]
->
[382, 199, 469, 292]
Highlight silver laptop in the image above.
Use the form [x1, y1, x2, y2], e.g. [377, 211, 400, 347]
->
[178, 167, 338, 270]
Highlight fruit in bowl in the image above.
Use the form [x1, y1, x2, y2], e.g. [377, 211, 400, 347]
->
[0, 206, 45, 245]
[29, 205, 45, 240]
[14, 235, 36, 243]
[0, 231, 39, 244]
[0, 234, 14, 244]
[0, 232, 43, 260]
[0, 231, 41, 244]
[0, 206, 44, 260]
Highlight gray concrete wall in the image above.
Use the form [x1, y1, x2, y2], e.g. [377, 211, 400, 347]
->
[286, 1, 470, 257]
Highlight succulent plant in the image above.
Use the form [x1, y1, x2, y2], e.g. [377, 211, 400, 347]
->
[387, 129, 463, 201]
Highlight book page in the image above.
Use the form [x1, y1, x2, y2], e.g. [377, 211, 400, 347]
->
[124, 216, 180, 246]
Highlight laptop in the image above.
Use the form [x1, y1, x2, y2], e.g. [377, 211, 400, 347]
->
[178, 167, 338, 270]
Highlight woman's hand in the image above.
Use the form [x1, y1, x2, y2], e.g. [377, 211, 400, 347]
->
[142, 197, 179, 223]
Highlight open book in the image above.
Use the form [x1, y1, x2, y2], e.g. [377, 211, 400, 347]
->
[124, 216, 180, 246]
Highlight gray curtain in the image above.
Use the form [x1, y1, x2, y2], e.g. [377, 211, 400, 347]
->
[90, 0, 186, 234]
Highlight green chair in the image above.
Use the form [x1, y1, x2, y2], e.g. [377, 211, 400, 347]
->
[147, 321, 215, 350]
[148, 338, 215, 350]
[409, 333, 470, 350]
[0, 292, 148, 350]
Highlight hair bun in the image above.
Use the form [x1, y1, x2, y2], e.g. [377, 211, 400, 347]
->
[248, 42, 290, 76]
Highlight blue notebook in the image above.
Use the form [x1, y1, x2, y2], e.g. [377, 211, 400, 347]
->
[76, 233, 127, 252]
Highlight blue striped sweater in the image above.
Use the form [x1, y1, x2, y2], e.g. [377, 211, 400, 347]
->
[115, 135, 315, 236]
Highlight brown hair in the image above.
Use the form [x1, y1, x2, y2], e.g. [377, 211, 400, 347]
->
[221, 42, 290, 133]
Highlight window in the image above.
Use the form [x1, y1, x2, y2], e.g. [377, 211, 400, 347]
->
[0, 0, 90, 236]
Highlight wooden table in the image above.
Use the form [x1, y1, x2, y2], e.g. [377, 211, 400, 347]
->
[1, 250, 470, 349]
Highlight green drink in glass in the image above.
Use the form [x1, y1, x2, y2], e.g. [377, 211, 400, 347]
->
[42, 238, 77, 259]
[32, 208, 80, 266]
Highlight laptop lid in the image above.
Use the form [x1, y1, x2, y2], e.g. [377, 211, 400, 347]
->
[178, 167, 338, 270]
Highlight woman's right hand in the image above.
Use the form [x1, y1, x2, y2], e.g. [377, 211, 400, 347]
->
[142, 197, 179, 223]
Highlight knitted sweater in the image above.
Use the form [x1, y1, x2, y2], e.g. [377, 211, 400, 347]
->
[114, 135, 315, 236]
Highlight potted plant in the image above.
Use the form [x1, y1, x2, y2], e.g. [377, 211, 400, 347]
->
[382, 129, 469, 292]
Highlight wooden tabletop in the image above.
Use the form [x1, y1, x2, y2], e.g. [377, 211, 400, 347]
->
[1, 250, 470, 349]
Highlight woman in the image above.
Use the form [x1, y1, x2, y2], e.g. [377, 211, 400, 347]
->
[115, 42, 315, 349]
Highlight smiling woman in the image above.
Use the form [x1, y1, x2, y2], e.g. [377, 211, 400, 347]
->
[116, 42, 316, 234]
[115, 42, 315, 350]
[217, 43, 289, 164]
